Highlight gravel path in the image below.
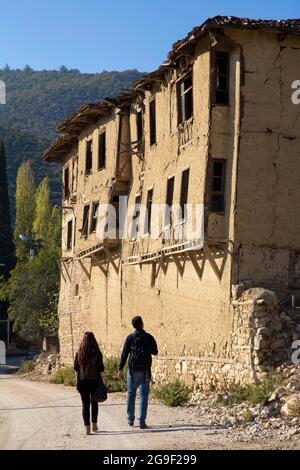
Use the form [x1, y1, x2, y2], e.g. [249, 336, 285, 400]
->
[0, 374, 299, 450]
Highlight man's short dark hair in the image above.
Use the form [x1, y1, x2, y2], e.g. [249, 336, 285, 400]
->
[132, 316, 143, 330]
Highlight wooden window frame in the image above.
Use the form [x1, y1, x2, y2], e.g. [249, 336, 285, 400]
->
[180, 168, 190, 221]
[81, 204, 90, 238]
[177, 73, 193, 125]
[149, 98, 156, 146]
[85, 140, 93, 176]
[213, 51, 230, 105]
[66, 219, 73, 250]
[98, 131, 106, 170]
[209, 159, 226, 213]
[63, 165, 70, 199]
[144, 187, 154, 235]
[90, 202, 99, 234]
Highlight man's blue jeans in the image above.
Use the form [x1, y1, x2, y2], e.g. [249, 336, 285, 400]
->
[127, 369, 150, 426]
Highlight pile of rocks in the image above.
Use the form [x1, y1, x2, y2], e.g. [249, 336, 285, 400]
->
[24, 352, 60, 382]
[189, 365, 300, 442]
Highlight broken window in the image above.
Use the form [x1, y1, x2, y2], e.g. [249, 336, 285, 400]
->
[71, 156, 78, 193]
[90, 202, 99, 233]
[177, 73, 193, 124]
[136, 110, 143, 142]
[215, 52, 229, 105]
[81, 204, 90, 238]
[85, 140, 93, 175]
[66, 219, 73, 250]
[210, 160, 226, 213]
[144, 188, 153, 235]
[63, 166, 70, 199]
[165, 176, 175, 226]
[180, 169, 190, 220]
[131, 195, 141, 240]
[98, 131, 106, 170]
[149, 98, 156, 145]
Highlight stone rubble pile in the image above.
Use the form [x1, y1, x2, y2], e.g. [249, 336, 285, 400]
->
[188, 365, 300, 442]
[25, 352, 60, 382]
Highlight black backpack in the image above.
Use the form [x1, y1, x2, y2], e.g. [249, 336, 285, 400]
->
[130, 333, 150, 371]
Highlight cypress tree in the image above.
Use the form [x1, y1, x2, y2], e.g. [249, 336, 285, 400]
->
[14, 161, 36, 260]
[0, 140, 14, 319]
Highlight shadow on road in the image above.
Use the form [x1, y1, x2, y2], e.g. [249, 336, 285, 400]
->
[92, 424, 224, 436]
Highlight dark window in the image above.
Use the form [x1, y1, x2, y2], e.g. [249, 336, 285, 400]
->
[90, 202, 99, 233]
[131, 195, 141, 240]
[63, 166, 70, 199]
[98, 132, 106, 170]
[215, 52, 229, 105]
[144, 189, 153, 234]
[85, 140, 93, 175]
[81, 205, 90, 238]
[66, 220, 73, 250]
[136, 110, 143, 142]
[180, 169, 190, 219]
[165, 177, 175, 226]
[74, 284, 79, 296]
[177, 74, 193, 124]
[112, 195, 120, 230]
[149, 99, 156, 145]
[210, 160, 226, 213]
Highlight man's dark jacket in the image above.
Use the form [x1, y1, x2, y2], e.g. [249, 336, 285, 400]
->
[119, 329, 158, 375]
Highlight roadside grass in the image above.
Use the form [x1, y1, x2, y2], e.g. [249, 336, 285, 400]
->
[17, 360, 35, 375]
[103, 356, 127, 393]
[152, 379, 192, 407]
[49, 357, 127, 391]
[50, 366, 76, 386]
[219, 370, 287, 406]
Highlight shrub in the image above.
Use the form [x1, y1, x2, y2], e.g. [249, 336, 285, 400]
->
[103, 356, 127, 393]
[152, 379, 191, 407]
[17, 360, 35, 375]
[228, 381, 272, 405]
[50, 366, 76, 386]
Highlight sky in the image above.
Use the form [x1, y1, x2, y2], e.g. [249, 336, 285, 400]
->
[0, 0, 300, 73]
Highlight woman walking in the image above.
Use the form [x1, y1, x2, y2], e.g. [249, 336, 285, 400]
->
[74, 331, 105, 435]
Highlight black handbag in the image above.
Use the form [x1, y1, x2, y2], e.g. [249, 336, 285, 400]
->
[92, 377, 108, 403]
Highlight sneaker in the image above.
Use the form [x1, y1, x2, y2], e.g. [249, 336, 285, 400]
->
[92, 423, 98, 432]
[128, 422, 134, 427]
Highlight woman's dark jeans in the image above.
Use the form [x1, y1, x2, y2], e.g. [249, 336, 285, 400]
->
[78, 379, 99, 426]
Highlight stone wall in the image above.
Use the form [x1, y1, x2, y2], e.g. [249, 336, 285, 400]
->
[153, 288, 299, 391]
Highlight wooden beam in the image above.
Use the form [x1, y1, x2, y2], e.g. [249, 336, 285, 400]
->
[91, 254, 107, 276]
[203, 243, 222, 280]
[172, 254, 184, 277]
[57, 260, 66, 283]
[77, 259, 91, 280]
[188, 251, 206, 280]
[104, 247, 119, 274]
[61, 259, 71, 282]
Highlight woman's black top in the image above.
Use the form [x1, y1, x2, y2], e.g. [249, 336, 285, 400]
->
[74, 351, 104, 380]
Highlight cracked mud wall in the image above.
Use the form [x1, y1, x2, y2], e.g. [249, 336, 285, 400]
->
[225, 29, 300, 298]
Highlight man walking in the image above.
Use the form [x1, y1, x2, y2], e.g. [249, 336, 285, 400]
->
[118, 316, 158, 429]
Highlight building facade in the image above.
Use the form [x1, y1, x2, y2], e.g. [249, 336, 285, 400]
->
[44, 16, 300, 390]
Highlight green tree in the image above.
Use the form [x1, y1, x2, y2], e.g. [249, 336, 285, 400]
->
[0, 141, 14, 319]
[14, 161, 36, 260]
[33, 177, 51, 242]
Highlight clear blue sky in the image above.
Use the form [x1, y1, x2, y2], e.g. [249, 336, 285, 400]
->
[1, 0, 300, 73]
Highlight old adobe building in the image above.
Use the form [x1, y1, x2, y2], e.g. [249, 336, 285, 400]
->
[44, 16, 300, 390]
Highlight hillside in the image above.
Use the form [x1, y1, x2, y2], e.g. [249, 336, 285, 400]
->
[0, 66, 144, 215]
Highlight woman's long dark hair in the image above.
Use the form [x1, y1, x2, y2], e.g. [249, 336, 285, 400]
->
[77, 331, 101, 372]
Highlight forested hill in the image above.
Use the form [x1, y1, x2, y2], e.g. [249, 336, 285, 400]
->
[0, 66, 144, 215]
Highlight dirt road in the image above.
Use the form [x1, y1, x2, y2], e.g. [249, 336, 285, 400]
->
[0, 373, 298, 450]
